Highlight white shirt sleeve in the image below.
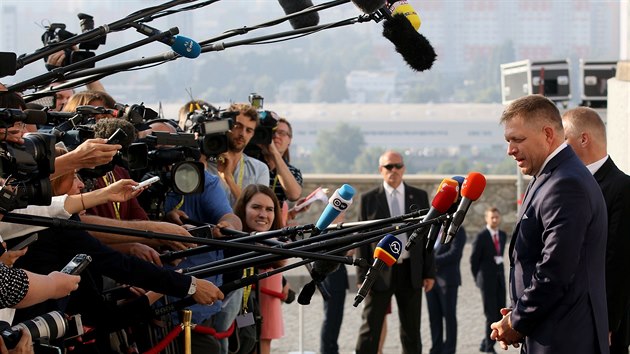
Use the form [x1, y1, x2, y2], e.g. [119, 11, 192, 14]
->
[0, 195, 71, 241]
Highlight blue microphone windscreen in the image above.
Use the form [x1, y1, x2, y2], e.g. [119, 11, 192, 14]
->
[338, 184, 356, 200]
[171, 35, 201, 59]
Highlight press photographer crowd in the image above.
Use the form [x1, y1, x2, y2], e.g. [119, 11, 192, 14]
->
[1, 0, 628, 354]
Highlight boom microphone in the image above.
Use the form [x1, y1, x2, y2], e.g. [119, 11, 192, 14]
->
[351, 0, 387, 14]
[405, 181, 458, 250]
[130, 23, 201, 59]
[277, 0, 320, 29]
[354, 234, 401, 306]
[381, 3, 436, 72]
[444, 172, 486, 244]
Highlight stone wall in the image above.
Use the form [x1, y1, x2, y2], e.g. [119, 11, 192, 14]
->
[290, 174, 522, 238]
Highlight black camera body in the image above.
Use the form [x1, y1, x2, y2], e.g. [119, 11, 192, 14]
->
[188, 109, 235, 158]
[0, 133, 56, 214]
[0, 311, 83, 350]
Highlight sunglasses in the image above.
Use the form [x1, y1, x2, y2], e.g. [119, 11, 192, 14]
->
[382, 163, 404, 170]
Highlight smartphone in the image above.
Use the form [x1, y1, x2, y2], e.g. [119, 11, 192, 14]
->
[9, 234, 38, 251]
[106, 128, 127, 145]
[61, 254, 92, 275]
[132, 176, 160, 191]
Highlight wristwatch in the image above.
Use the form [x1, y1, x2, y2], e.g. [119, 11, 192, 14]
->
[188, 277, 197, 295]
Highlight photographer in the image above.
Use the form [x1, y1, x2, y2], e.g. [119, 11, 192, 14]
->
[260, 117, 303, 223]
[206, 103, 269, 206]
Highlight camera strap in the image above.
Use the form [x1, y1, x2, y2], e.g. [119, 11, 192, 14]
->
[236, 156, 245, 188]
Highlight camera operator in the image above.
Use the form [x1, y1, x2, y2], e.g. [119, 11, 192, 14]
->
[206, 103, 270, 206]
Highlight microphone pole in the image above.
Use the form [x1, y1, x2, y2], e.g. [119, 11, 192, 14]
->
[23, 73, 110, 103]
[12, 0, 195, 72]
[8, 28, 180, 93]
[0, 213, 357, 265]
[184, 208, 427, 273]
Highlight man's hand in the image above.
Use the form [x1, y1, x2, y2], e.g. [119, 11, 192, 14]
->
[103, 179, 143, 202]
[0, 329, 34, 354]
[152, 222, 197, 251]
[0, 242, 27, 267]
[165, 209, 188, 226]
[423, 278, 435, 292]
[217, 153, 237, 177]
[490, 308, 523, 350]
[191, 278, 224, 305]
[113, 242, 162, 266]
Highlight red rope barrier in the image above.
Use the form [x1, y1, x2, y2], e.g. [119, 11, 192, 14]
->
[193, 321, 235, 339]
[143, 325, 182, 354]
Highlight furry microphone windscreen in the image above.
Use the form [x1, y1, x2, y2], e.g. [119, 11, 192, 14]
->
[278, 0, 320, 29]
[382, 13, 437, 72]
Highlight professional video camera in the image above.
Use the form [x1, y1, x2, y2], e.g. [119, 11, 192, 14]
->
[134, 131, 205, 219]
[187, 106, 235, 158]
[41, 13, 106, 70]
[0, 126, 56, 214]
[0, 311, 83, 350]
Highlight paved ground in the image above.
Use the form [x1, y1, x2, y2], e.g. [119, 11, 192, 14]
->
[273, 242, 521, 354]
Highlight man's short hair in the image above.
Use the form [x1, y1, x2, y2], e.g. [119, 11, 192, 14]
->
[500, 94, 563, 132]
[228, 103, 259, 125]
[485, 206, 500, 215]
[562, 107, 606, 141]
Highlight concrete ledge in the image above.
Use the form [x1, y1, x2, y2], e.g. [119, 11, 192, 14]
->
[617, 61, 630, 81]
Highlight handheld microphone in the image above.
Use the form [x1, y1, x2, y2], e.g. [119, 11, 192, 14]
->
[425, 178, 459, 249]
[381, 2, 436, 72]
[405, 181, 458, 250]
[351, 0, 387, 14]
[353, 234, 401, 306]
[437, 176, 465, 244]
[131, 23, 201, 59]
[444, 172, 486, 244]
[314, 184, 356, 234]
[277, 0, 320, 29]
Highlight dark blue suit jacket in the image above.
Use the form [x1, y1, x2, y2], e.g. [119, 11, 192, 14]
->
[470, 228, 507, 292]
[509, 146, 608, 354]
[433, 226, 466, 289]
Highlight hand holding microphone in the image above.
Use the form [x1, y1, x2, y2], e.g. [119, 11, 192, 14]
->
[354, 234, 401, 306]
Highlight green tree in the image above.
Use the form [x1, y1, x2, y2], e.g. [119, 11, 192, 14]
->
[312, 123, 365, 173]
[353, 147, 386, 174]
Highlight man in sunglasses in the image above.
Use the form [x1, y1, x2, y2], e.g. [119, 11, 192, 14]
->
[355, 150, 436, 354]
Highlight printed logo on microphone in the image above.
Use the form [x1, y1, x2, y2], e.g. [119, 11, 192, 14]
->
[185, 41, 193, 53]
[331, 197, 348, 211]
[389, 240, 402, 256]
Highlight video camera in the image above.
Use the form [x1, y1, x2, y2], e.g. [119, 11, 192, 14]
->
[0, 311, 83, 350]
[187, 106, 235, 158]
[134, 131, 205, 219]
[0, 133, 56, 214]
[41, 13, 106, 71]
[244, 93, 279, 160]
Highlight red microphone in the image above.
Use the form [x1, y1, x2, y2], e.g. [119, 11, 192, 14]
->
[444, 172, 487, 243]
[405, 181, 458, 250]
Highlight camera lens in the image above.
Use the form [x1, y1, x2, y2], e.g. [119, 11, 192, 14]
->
[172, 162, 204, 195]
[1, 311, 67, 349]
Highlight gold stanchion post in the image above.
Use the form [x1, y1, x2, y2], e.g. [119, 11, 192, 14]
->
[182, 309, 193, 354]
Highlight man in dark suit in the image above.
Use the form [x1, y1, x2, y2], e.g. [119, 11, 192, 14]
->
[471, 207, 507, 353]
[426, 221, 466, 354]
[563, 107, 630, 354]
[491, 95, 609, 354]
[355, 150, 436, 354]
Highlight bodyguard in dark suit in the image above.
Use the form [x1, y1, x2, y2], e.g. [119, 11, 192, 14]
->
[355, 150, 436, 354]
[471, 207, 507, 353]
[426, 224, 466, 354]
[491, 95, 609, 354]
[563, 107, 630, 354]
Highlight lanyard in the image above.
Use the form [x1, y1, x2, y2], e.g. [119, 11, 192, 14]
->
[174, 195, 185, 210]
[236, 155, 245, 188]
[271, 174, 279, 192]
[242, 267, 254, 311]
[102, 171, 121, 220]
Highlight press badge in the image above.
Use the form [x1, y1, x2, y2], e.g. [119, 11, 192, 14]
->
[236, 311, 255, 328]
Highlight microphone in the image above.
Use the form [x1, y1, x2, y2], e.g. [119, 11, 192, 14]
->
[0, 108, 47, 125]
[277, 0, 320, 29]
[297, 184, 355, 305]
[405, 181, 458, 250]
[425, 178, 459, 249]
[314, 184, 356, 234]
[381, 2, 436, 72]
[131, 23, 201, 59]
[353, 234, 402, 306]
[389, 1, 421, 30]
[444, 172, 487, 244]
[351, 0, 387, 14]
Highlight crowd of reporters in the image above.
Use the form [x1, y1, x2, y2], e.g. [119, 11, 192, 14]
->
[0, 77, 306, 354]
